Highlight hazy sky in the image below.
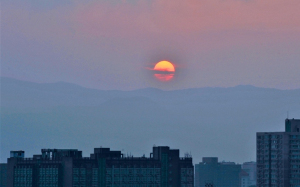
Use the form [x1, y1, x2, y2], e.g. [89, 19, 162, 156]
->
[2, 0, 300, 90]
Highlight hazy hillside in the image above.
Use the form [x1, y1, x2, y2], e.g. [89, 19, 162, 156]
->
[1, 77, 300, 163]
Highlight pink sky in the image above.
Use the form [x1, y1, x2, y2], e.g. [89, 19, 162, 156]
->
[74, 0, 300, 36]
[2, 0, 300, 90]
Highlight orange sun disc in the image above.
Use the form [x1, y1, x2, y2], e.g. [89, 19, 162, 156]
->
[154, 61, 175, 72]
[153, 61, 175, 82]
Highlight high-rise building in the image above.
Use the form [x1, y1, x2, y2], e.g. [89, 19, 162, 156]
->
[194, 157, 241, 187]
[256, 118, 300, 187]
[0, 163, 7, 187]
[7, 146, 194, 187]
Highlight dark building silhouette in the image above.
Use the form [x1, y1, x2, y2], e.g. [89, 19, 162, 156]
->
[204, 181, 214, 187]
[194, 157, 241, 187]
[7, 146, 193, 187]
[256, 118, 300, 187]
[0, 163, 7, 187]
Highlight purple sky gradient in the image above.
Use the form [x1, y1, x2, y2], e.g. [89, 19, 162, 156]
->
[2, 0, 300, 90]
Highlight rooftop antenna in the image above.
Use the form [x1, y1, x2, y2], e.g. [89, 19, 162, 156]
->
[287, 111, 289, 119]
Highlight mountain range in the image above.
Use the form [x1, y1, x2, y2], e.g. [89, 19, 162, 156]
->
[1, 77, 300, 163]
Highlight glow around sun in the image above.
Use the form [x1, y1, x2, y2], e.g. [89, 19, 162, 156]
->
[153, 60, 175, 82]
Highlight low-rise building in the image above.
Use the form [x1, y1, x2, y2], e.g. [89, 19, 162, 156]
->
[7, 146, 194, 187]
[195, 157, 241, 187]
[241, 161, 256, 187]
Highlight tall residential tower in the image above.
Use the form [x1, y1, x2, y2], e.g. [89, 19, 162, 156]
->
[256, 119, 300, 187]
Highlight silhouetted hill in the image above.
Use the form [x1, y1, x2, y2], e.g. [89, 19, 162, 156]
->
[1, 77, 300, 163]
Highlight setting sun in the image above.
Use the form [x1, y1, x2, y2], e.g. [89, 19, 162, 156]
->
[153, 60, 175, 82]
[154, 61, 175, 72]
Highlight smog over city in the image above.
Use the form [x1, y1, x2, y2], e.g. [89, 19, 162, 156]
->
[1, 0, 300, 186]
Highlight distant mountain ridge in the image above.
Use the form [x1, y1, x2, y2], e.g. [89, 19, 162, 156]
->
[2, 77, 297, 108]
[1, 77, 300, 163]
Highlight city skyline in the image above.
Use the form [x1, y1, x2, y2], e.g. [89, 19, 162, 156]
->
[5, 146, 194, 187]
[1, 119, 300, 186]
[1, 1, 300, 186]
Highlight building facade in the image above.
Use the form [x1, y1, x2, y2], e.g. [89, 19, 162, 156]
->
[0, 163, 7, 187]
[194, 157, 241, 187]
[7, 146, 194, 187]
[240, 162, 256, 187]
[256, 118, 300, 187]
